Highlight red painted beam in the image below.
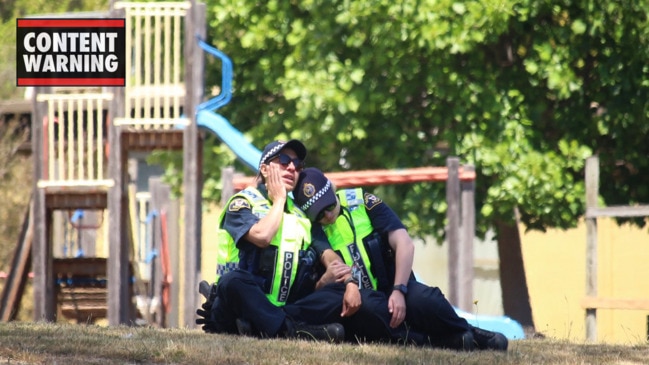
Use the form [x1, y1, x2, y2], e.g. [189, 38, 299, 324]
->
[232, 166, 476, 191]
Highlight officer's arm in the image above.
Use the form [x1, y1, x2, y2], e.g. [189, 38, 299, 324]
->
[388, 228, 415, 288]
[243, 199, 285, 248]
[365, 193, 413, 288]
[316, 249, 352, 290]
[318, 251, 361, 318]
[243, 166, 287, 247]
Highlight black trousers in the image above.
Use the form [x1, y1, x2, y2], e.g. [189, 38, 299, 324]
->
[212, 269, 410, 342]
[403, 280, 471, 341]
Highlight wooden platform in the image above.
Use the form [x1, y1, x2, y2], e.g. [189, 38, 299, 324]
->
[45, 189, 108, 210]
[58, 286, 108, 323]
[122, 129, 184, 151]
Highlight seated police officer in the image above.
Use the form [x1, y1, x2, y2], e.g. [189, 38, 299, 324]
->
[199, 140, 415, 344]
[294, 167, 509, 351]
[196, 140, 344, 341]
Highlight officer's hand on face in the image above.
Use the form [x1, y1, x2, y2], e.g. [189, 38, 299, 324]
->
[341, 282, 361, 317]
[266, 163, 287, 204]
[388, 291, 407, 328]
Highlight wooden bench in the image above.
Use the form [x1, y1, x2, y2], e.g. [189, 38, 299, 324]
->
[58, 286, 107, 323]
[54, 257, 108, 323]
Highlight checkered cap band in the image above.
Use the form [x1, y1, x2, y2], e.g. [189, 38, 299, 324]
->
[300, 179, 331, 211]
[259, 142, 286, 169]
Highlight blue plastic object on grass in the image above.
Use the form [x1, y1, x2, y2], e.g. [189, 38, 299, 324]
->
[413, 272, 525, 340]
[455, 307, 526, 340]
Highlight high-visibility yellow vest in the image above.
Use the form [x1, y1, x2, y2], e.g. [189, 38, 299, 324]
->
[215, 187, 312, 306]
[323, 188, 379, 290]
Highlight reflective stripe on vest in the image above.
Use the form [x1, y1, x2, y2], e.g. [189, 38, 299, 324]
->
[323, 188, 378, 290]
[270, 200, 311, 305]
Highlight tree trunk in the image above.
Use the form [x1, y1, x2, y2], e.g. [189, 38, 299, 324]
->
[494, 218, 536, 336]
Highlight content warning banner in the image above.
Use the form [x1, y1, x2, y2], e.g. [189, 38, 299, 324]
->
[16, 18, 126, 87]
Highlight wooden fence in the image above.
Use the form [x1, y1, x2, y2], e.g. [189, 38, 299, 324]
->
[583, 156, 649, 342]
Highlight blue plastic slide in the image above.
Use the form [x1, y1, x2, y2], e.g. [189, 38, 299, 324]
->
[413, 274, 525, 340]
[196, 110, 261, 172]
[195, 38, 261, 173]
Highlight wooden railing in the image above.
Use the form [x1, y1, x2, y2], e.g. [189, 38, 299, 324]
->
[36, 92, 113, 189]
[112, 1, 191, 129]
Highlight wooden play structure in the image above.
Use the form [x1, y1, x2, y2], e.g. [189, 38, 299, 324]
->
[1, 0, 206, 328]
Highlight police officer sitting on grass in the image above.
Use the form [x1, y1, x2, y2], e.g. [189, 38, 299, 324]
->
[197, 140, 403, 343]
[294, 167, 509, 351]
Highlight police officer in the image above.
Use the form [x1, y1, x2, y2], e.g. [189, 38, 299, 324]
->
[294, 167, 509, 351]
[197, 140, 400, 343]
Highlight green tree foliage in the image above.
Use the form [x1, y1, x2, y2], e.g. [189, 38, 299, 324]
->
[200, 1, 649, 331]
[204, 0, 649, 238]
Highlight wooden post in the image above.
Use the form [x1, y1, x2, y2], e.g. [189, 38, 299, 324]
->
[150, 177, 171, 327]
[585, 156, 599, 342]
[221, 167, 235, 206]
[107, 6, 131, 324]
[31, 86, 55, 321]
[167, 198, 181, 328]
[446, 157, 461, 307]
[0, 200, 34, 321]
[107, 110, 131, 326]
[459, 164, 475, 312]
[182, 1, 206, 328]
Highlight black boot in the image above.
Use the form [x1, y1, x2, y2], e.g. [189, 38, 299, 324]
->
[199, 280, 214, 300]
[284, 318, 345, 343]
[429, 330, 476, 351]
[196, 281, 238, 334]
[444, 330, 476, 351]
[236, 318, 257, 337]
[471, 326, 508, 351]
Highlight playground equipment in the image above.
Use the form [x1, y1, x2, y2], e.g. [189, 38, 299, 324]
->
[0, 1, 207, 327]
[194, 40, 260, 172]
[1, 0, 263, 327]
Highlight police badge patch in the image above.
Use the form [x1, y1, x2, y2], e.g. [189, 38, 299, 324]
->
[364, 192, 382, 210]
[303, 183, 316, 198]
[228, 198, 251, 212]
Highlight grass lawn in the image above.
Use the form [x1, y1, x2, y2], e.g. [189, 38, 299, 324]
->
[0, 322, 648, 364]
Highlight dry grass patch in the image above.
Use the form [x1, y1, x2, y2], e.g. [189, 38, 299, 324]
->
[0, 322, 648, 364]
